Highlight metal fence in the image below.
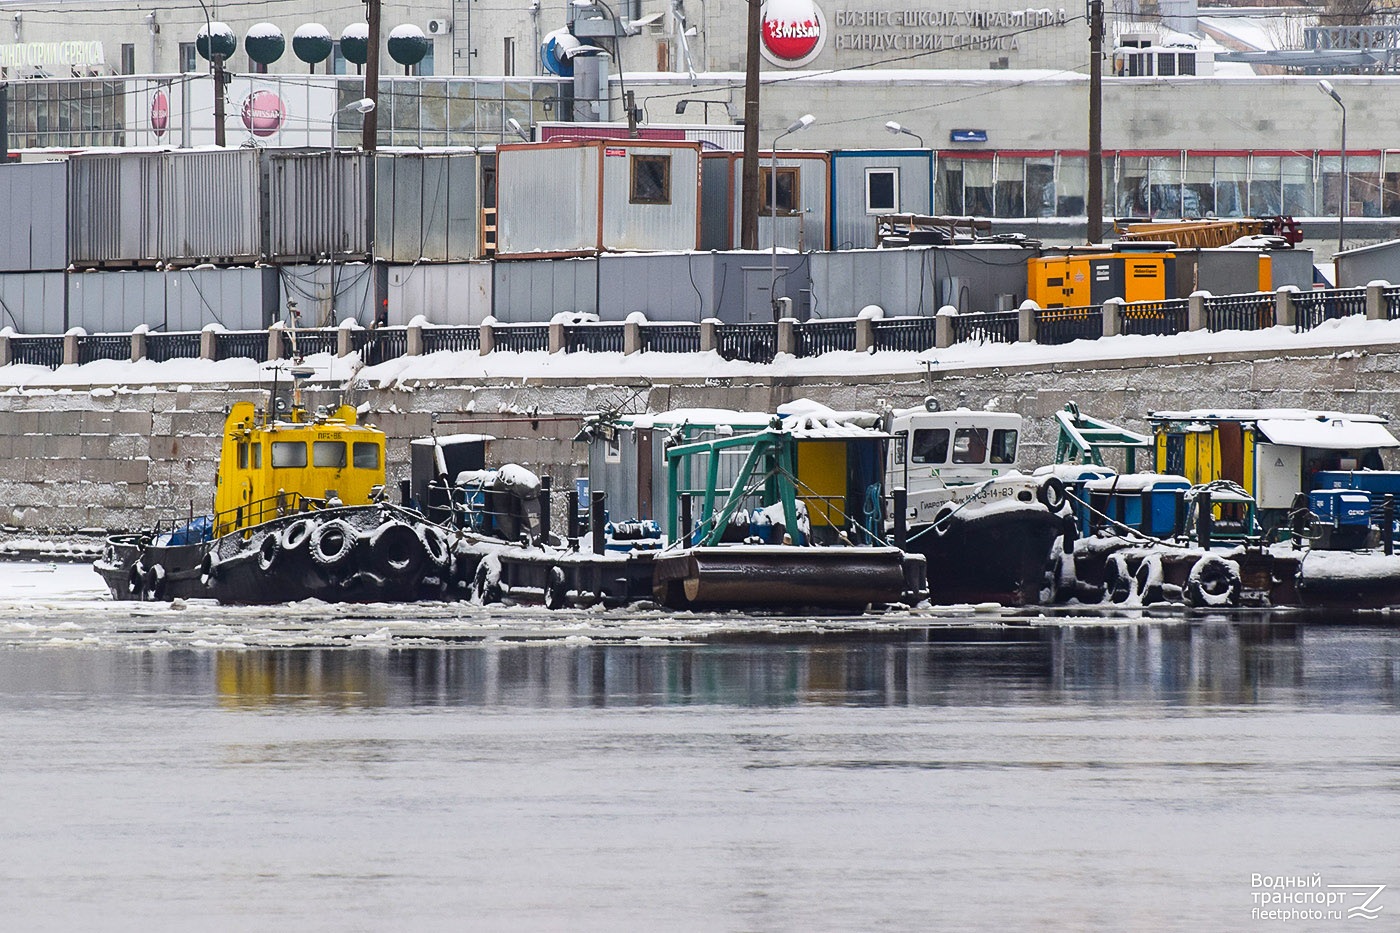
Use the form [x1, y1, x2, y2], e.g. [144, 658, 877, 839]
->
[952, 310, 1019, 345]
[1120, 299, 1190, 336]
[717, 323, 778, 363]
[1386, 286, 1400, 321]
[1294, 287, 1366, 332]
[564, 324, 625, 354]
[352, 327, 409, 365]
[1205, 292, 1275, 332]
[641, 323, 701, 353]
[1036, 306, 1101, 345]
[492, 324, 550, 353]
[422, 326, 481, 354]
[797, 319, 858, 356]
[871, 317, 936, 352]
[76, 334, 131, 364]
[11, 336, 64, 368]
[145, 332, 202, 363]
[217, 331, 269, 363]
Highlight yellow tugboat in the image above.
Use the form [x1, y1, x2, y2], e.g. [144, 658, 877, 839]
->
[94, 392, 453, 604]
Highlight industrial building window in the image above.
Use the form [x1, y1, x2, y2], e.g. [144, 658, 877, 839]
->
[178, 42, 197, 73]
[631, 154, 672, 204]
[120, 44, 136, 75]
[760, 166, 800, 214]
[866, 168, 898, 214]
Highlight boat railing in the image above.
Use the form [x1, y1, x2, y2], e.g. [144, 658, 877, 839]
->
[212, 491, 332, 537]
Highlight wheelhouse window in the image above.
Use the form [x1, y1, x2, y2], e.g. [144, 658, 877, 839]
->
[271, 441, 307, 468]
[866, 168, 898, 214]
[990, 429, 1018, 464]
[952, 428, 989, 464]
[631, 154, 672, 204]
[760, 166, 800, 214]
[237, 441, 249, 470]
[911, 428, 949, 464]
[353, 443, 380, 470]
[313, 440, 347, 468]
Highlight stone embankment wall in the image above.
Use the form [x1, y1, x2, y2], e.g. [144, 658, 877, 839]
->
[2, 343, 1395, 533]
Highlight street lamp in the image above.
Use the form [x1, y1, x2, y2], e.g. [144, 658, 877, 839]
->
[330, 97, 374, 326]
[506, 117, 531, 142]
[884, 120, 923, 147]
[1318, 79, 1347, 256]
[770, 113, 815, 318]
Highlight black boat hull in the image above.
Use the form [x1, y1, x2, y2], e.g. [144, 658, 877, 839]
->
[911, 506, 1067, 605]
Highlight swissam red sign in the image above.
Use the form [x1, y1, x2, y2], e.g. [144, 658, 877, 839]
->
[760, 0, 827, 67]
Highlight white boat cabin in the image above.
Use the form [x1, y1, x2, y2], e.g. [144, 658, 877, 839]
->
[885, 402, 1025, 493]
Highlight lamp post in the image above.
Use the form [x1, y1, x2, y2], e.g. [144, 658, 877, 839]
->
[1318, 79, 1347, 256]
[330, 97, 374, 327]
[506, 117, 531, 142]
[770, 113, 815, 318]
[571, 0, 636, 134]
[884, 121, 923, 148]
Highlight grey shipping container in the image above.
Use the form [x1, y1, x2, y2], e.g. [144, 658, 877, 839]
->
[809, 245, 1035, 318]
[830, 149, 934, 250]
[0, 272, 67, 333]
[162, 149, 262, 265]
[376, 151, 481, 263]
[68, 151, 164, 267]
[0, 162, 69, 273]
[386, 262, 493, 326]
[276, 263, 375, 327]
[491, 256, 597, 322]
[701, 151, 831, 252]
[495, 139, 701, 259]
[265, 149, 371, 264]
[67, 267, 275, 333]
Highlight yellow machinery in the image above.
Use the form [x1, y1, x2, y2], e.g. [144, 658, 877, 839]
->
[212, 400, 387, 536]
[1027, 251, 1175, 308]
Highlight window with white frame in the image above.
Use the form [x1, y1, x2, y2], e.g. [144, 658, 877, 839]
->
[865, 167, 899, 214]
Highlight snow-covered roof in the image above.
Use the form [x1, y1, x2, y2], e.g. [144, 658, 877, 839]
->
[1256, 418, 1400, 450]
[1150, 408, 1389, 424]
[410, 433, 495, 446]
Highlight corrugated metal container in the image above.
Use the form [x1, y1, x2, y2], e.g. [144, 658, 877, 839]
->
[386, 262, 493, 326]
[0, 272, 66, 333]
[491, 256, 597, 322]
[376, 151, 481, 263]
[276, 263, 375, 327]
[162, 149, 262, 265]
[808, 245, 1035, 318]
[495, 140, 700, 259]
[68, 151, 164, 267]
[0, 163, 68, 273]
[830, 149, 934, 250]
[265, 149, 371, 264]
[68, 270, 165, 333]
[166, 267, 277, 332]
[701, 151, 831, 252]
[1337, 241, 1400, 287]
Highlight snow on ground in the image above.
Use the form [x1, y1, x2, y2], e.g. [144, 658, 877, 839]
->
[0, 314, 1397, 393]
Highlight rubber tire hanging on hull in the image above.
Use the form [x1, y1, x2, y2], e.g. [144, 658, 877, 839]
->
[1185, 554, 1242, 608]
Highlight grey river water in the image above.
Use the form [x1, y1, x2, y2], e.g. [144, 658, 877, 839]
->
[1, 564, 1399, 931]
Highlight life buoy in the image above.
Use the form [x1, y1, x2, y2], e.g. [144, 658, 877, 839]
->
[257, 533, 280, 572]
[309, 519, 355, 568]
[1185, 554, 1241, 608]
[280, 518, 314, 551]
[1038, 476, 1067, 511]
[372, 522, 424, 579]
[419, 524, 451, 570]
[544, 565, 569, 610]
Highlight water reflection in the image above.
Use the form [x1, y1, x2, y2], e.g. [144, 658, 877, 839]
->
[6, 619, 1400, 711]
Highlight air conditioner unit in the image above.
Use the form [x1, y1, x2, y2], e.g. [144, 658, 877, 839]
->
[427, 18, 452, 35]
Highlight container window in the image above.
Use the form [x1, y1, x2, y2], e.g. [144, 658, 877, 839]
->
[631, 154, 672, 204]
[313, 440, 347, 468]
[760, 167, 801, 214]
[990, 429, 1018, 464]
[911, 428, 949, 464]
[866, 168, 899, 214]
[952, 428, 989, 464]
[353, 443, 380, 470]
[272, 441, 307, 468]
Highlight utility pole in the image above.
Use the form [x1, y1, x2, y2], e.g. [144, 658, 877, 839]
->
[212, 53, 227, 146]
[363, 0, 381, 152]
[0, 83, 9, 163]
[1086, 0, 1103, 243]
[740, 0, 761, 249]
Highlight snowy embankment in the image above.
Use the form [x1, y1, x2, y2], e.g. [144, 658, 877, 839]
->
[0, 314, 1397, 392]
